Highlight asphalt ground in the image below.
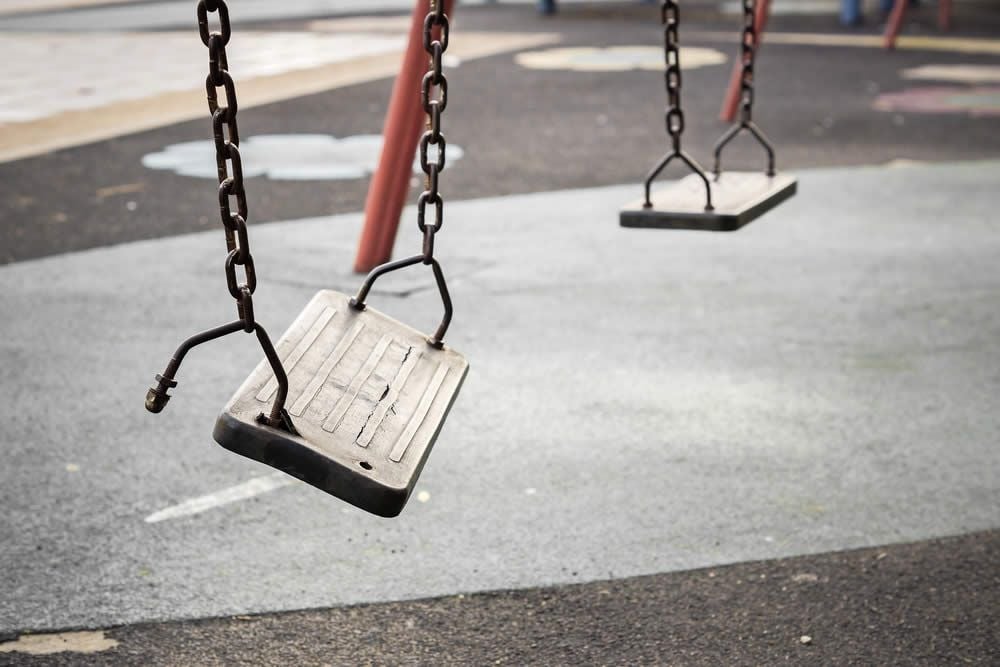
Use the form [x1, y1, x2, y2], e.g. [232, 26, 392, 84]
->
[3, 3, 1000, 263]
[2, 165, 999, 662]
[1, 2, 999, 664]
[4, 532, 997, 666]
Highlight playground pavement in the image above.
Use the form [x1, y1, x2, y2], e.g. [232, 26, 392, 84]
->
[1, 1, 999, 665]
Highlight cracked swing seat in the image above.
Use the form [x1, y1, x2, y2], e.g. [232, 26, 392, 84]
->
[214, 260, 468, 518]
[144, 0, 465, 519]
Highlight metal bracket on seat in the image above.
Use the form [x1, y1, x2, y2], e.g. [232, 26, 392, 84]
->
[642, 148, 714, 214]
[712, 118, 776, 178]
[349, 254, 453, 350]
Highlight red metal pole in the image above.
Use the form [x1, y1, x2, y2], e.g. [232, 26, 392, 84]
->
[883, 0, 908, 50]
[719, 0, 771, 122]
[938, 0, 952, 32]
[354, 0, 455, 273]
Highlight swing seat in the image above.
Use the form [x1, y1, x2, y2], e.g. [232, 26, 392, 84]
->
[213, 290, 468, 517]
[620, 171, 797, 232]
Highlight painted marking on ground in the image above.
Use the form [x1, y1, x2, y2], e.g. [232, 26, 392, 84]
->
[144, 473, 294, 523]
[142, 134, 465, 181]
[0, 31, 558, 164]
[0, 631, 118, 656]
[516, 45, 725, 72]
[687, 30, 1000, 56]
[874, 86, 1000, 116]
[719, 0, 841, 15]
[902, 65, 1000, 84]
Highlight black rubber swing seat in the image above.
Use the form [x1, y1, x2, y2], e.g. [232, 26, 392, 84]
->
[213, 289, 468, 517]
[620, 170, 797, 232]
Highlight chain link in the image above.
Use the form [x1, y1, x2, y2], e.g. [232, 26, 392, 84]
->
[661, 0, 684, 150]
[739, 0, 757, 124]
[417, 0, 450, 262]
[710, 0, 774, 178]
[198, 0, 257, 332]
[143, 0, 294, 429]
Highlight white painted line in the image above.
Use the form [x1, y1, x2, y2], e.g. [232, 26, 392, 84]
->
[144, 473, 294, 523]
[516, 45, 725, 72]
[903, 65, 1000, 84]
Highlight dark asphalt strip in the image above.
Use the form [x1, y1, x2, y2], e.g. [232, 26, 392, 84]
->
[4, 531, 997, 666]
[2, 5, 1000, 265]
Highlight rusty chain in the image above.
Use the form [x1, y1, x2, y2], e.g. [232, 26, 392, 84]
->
[738, 0, 757, 124]
[199, 0, 258, 332]
[145, 0, 294, 431]
[417, 0, 450, 262]
[642, 0, 713, 211]
[711, 0, 775, 176]
[349, 0, 456, 349]
[661, 0, 684, 152]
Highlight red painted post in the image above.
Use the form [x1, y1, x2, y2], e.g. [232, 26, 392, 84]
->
[353, 0, 455, 273]
[938, 0, 952, 31]
[883, 0, 908, 50]
[719, 0, 771, 122]
[885, 0, 951, 49]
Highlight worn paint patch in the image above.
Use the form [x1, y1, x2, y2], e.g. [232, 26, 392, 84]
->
[687, 30, 1000, 56]
[874, 86, 1000, 117]
[0, 631, 118, 656]
[142, 134, 465, 181]
[515, 46, 725, 72]
[902, 65, 1000, 85]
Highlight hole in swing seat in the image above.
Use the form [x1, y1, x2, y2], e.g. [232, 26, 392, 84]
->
[212, 289, 468, 518]
[620, 171, 797, 232]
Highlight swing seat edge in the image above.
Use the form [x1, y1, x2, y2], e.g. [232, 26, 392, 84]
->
[620, 171, 797, 232]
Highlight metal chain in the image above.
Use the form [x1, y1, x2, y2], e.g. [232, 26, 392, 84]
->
[661, 0, 684, 152]
[418, 0, 450, 262]
[739, 0, 757, 124]
[198, 0, 257, 333]
[143, 0, 294, 429]
[643, 0, 713, 211]
[348, 0, 456, 350]
[710, 0, 774, 177]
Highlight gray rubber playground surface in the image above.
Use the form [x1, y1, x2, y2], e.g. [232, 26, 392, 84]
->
[1, 160, 998, 633]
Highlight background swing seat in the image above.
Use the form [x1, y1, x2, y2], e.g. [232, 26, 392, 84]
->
[213, 289, 468, 517]
[620, 170, 797, 232]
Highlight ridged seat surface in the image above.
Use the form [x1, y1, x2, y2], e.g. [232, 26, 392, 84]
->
[214, 290, 468, 517]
